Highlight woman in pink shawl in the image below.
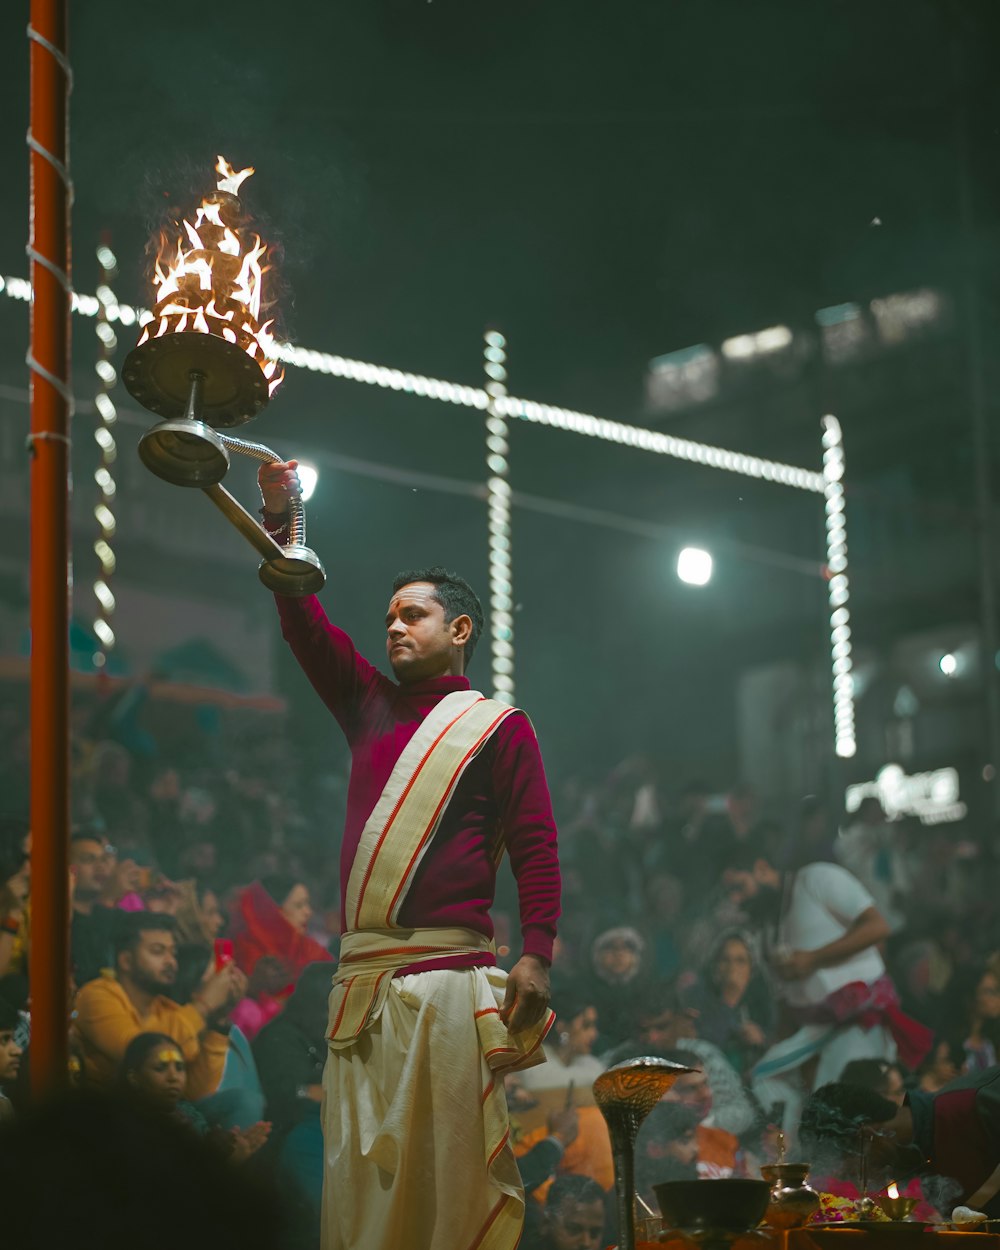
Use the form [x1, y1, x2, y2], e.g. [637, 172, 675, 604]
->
[229, 875, 332, 1039]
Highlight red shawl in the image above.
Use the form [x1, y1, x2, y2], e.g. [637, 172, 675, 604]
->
[230, 881, 332, 983]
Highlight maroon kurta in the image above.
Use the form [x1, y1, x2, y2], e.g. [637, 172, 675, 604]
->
[270, 587, 561, 974]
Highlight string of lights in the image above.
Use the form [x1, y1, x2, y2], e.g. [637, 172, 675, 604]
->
[822, 415, 856, 759]
[0, 274, 823, 491]
[483, 331, 514, 705]
[0, 272, 850, 745]
[91, 245, 119, 666]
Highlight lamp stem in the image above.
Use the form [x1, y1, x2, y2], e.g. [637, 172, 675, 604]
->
[184, 370, 205, 423]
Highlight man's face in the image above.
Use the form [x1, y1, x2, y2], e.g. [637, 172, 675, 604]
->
[647, 1127, 698, 1167]
[549, 1199, 605, 1250]
[638, 1008, 693, 1051]
[385, 583, 467, 683]
[665, 1070, 712, 1121]
[0, 1027, 23, 1084]
[70, 839, 110, 901]
[122, 930, 178, 993]
[134, 1045, 187, 1106]
[595, 939, 639, 982]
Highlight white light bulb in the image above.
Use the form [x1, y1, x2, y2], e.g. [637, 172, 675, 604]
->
[296, 463, 319, 502]
[677, 547, 713, 586]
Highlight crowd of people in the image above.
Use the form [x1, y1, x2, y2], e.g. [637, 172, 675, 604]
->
[1, 687, 999, 1249]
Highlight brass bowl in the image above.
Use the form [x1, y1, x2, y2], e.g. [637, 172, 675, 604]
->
[654, 1179, 771, 1234]
[875, 1196, 919, 1222]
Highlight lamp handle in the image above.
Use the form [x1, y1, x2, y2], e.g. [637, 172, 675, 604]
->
[215, 433, 308, 548]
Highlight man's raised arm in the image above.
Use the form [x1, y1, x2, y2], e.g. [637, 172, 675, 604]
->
[258, 460, 389, 738]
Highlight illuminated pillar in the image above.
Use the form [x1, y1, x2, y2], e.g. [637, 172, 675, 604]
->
[92, 240, 119, 665]
[484, 330, 514, 705]
[822, 415, 856, 759]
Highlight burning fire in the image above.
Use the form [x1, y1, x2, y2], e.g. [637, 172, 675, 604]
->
[137, 156, 284, 396]
[887, 1183, 900, 1200]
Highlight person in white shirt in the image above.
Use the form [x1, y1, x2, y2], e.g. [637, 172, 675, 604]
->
[725, 852, 927, 1142]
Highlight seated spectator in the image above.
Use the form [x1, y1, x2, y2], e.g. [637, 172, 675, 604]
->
[521, 984, 605, 1091]
[70, 829, 117, 985]
[586, 927, 651, 1053]
[963, 964, 1000, 1072]
[120, 1029, 209, 1131]
[839, 1057, 908, 1105]
[231, 955, 290, 1041]
[916, 1037, 966, 1093]
[253, 961, 331, 1138]
[0, 993, 24, 1121]
[680, 928, 775, 1079]
[605, 985, 760, 1140]
[522, 1174, 608, 1250]
[174, 879, 226, 947]
[636, 1100, 700, 1205]
[0, 816, 30, 979]
[230, 875, 332, 987]
[659, 1047, 740, 1178]
[506, 1073, 580, 1195]
[73, 911, 245, 1099]
[603, 981, 697, 1066]
[252, 962, 334, 1236]
[119, 1031, 270, 1162]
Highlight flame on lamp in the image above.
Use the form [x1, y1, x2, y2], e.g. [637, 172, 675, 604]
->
[887, 1183, 900, 1200]
[137, 155, 284, 397]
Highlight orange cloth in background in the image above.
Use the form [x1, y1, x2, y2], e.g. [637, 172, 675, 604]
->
[72, 975, 228, 1099]
[514, 1105, 615, 1196]
[696, 1123, 739, 1178]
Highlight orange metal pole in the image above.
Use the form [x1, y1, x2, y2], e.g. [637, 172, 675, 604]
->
[27, 0, 72, 1095]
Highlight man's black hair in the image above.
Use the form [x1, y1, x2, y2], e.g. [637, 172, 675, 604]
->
[550, 978, 595, 1029]
[839, 1058, 895, 1096]
[113, 910, 178, 961]
[546, 1173, 606, 1211]
[637, 979, 682, 1021]
[391, 566, 484, 666]
[70, 829, 105, 849]
[799, 1081, 898, 1157]
[118, 1031, 180, 1087]
[0, 994, 19, 1033]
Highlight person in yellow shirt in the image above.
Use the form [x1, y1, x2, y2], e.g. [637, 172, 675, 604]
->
[73, 912, 246, 1100]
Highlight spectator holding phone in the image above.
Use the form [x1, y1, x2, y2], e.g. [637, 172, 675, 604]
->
[73, 912, 245, 1099]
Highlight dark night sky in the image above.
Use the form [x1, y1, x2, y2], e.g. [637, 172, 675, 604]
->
[1, 0, 998, 781]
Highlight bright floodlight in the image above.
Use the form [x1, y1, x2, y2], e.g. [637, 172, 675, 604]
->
[939, 652, 958, 677]
[297, 462, 318, 502]
[677, 547, 713, 586]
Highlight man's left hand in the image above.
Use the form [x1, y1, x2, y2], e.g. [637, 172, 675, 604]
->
[501, 954, 551, 1034]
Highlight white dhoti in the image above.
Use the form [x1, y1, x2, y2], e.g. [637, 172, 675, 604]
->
[320, 693, 554, 1250]
[322, 965, 541, 1250]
